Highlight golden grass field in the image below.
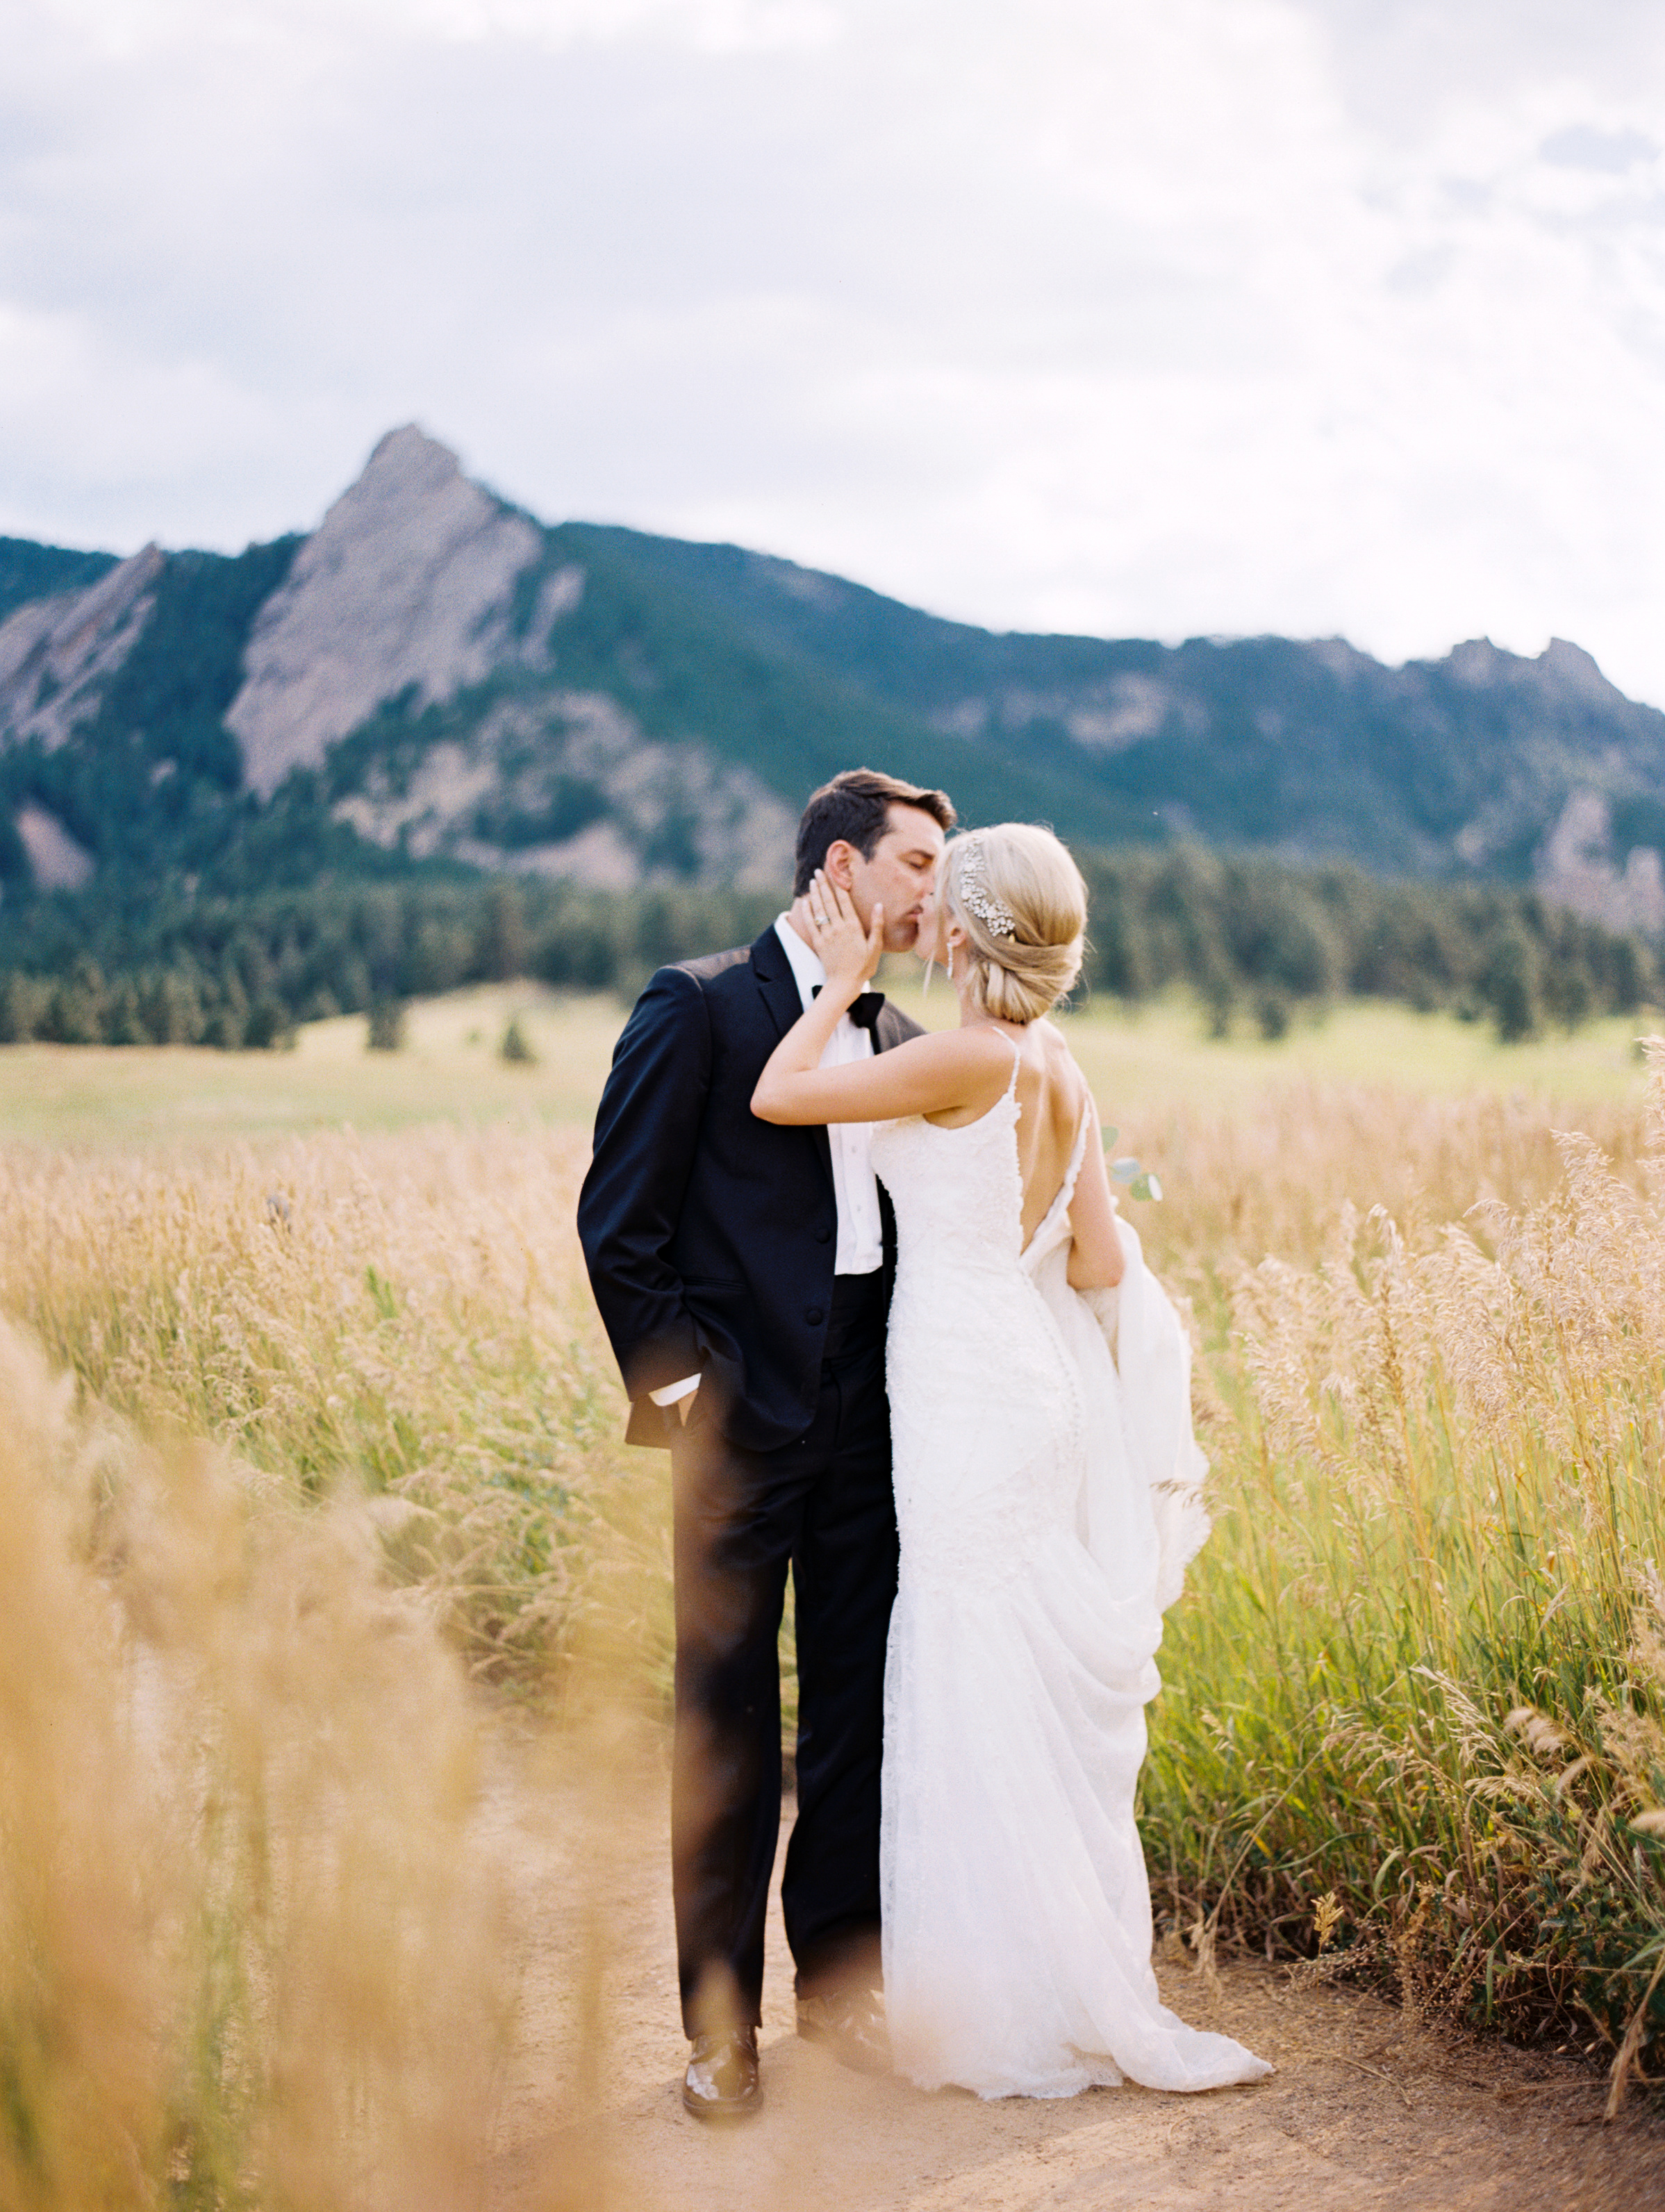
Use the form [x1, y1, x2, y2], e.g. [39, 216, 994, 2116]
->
[4, 982, 1665, 2205]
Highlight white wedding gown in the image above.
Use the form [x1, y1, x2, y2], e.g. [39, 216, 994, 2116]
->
[871, 1050, 1271, 2098]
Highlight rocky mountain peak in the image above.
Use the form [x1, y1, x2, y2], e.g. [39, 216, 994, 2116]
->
[225, 425, 544, 798]
[365, 422, 463, 486]
[0, 542, 165, 753]
[1444, 637, 1509, 687]
[1539, 636, 1622, 707]
[7, 426, 1665, 917]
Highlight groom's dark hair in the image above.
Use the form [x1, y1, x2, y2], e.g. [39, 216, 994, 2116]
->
[794, 768, 956, 895]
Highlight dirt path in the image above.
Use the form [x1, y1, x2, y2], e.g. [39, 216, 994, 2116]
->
[484, 1740, 1665, 2212]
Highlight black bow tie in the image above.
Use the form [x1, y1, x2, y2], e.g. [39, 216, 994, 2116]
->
[813, 984, 886, 1034]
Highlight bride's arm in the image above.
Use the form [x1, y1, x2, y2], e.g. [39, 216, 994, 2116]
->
[1066, 1093, 1125, 1288]
[756, 1027, 1013, 1126]
[751, 874, 1011, 1127]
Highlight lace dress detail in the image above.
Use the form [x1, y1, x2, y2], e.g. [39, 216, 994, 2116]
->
[871, 1050, 1270, 2098]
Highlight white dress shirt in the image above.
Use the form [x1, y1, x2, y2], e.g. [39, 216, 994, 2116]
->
[649, 913, 882, 1411]
[770, 912, 884, 1277]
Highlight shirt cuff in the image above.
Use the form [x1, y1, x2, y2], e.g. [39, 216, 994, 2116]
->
[649, 1373, 702, 1408]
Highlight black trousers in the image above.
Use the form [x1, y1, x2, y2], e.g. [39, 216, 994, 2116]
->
[670, 1272, 897, 2036]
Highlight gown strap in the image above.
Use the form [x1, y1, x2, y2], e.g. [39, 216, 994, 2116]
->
[1000, 1032, 1022, 1097]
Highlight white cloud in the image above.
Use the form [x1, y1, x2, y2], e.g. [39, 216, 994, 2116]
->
[4, 0, 1665, 702]
[32, 0, 843, 58]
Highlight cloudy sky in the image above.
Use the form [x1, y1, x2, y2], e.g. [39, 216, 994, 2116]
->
[6, 0, 1665, 698]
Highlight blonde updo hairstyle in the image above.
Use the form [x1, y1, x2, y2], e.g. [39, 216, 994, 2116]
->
[938, 823, 1086, 1025]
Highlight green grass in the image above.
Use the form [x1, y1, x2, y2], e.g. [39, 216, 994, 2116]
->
[1030, 992, 1653, 1116]
[3, 980, 1657, 1150]
[0, 985, 629, 1147]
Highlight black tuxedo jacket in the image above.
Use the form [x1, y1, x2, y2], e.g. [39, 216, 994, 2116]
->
[577, 925, 923, 1452]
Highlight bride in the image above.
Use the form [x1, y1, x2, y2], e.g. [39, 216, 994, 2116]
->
[752, 823, 1270, 2099]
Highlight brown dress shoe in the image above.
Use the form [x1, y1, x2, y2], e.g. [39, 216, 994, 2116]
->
[795, 1988, 891, 2075]
[682, 2026, 762, 2120]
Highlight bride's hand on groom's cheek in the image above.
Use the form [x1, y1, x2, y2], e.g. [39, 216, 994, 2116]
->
[804, 871, 883, 989]
[787, 886, 822, 950]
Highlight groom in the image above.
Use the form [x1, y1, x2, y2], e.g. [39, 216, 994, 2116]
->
[578, 768, 953, 2119]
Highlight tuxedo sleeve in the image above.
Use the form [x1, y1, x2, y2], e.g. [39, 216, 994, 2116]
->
[577, 964, 711, 1402]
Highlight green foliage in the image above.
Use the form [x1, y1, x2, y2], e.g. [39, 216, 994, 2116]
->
[475, 882, 528, 982]
[0, 534, 307, 902]
[0, 536, 119, 627]
[1479, 928, 1540, 1043]
[98, 539, 301, 788]
[4, 511, 1663, 1074]
[538, 525, 1158, 845]
[1104, 1134, 1162, 1203]
[1073, 847, 1654, 1043]
[499, 1015, 537, 1065]
[568, 527, 1665, 881]
[366, 998, 406, 1053]
[0, 520, 1650, 1055]
[0, 850, 1651, 1050]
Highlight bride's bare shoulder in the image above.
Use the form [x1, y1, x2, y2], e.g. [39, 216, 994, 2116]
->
[897, 1024, 1016, 1068]
[1032, 1018, 1090, 1096]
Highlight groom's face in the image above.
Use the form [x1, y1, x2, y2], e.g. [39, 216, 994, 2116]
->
[829, 803, 947, 954]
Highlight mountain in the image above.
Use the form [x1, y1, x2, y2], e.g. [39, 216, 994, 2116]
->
[3, 424, 1664, 932]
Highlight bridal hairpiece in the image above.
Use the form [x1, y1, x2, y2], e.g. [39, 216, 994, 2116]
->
[956, 836, 1017, 939]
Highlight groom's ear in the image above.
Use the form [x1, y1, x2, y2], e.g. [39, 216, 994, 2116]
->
[822, 839, 858, 891]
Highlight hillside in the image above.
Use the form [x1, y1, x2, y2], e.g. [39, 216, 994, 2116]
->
[3, 425, 1664, 933]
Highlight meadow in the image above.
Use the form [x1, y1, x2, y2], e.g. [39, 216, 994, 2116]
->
[2, 981, 1665, 2202]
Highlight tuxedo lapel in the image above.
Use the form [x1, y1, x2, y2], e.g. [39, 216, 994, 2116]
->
[750, 924, 803, 1042]
[749, 925, 834, 1190]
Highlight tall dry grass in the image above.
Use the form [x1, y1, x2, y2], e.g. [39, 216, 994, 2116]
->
[1138, 1059, 1665, 2108]
[0, 1114, 687, 2205]
[0, 1319, 507, 2209]
[1127, 1078, 1650, 1284]
[6, 1063, 1665, 2159]
[0, 1123, 663, 1697]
